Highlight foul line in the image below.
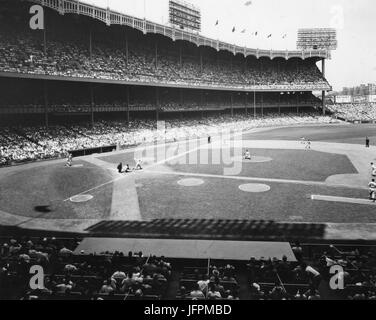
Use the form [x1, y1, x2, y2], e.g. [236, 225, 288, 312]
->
[145, 169, 368, 190]
[63, 142, 206, 202]
[311, 195, 376, 206]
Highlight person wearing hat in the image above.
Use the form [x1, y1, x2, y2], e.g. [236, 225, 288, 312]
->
[135, 159, 143, 171]
[1, 243, 9, 256]
[117, 162, 123, 173]
[189, 283, 205, 299]
[369, 179, 376, 201]
[207, 282, 222, 300]
[371, 163, 376, 177]
[244, 150, 252, 160]
[197, 274, 210, 294]
[99, 280, 114, 294]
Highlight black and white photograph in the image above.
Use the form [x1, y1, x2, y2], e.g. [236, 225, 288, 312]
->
[0, 0, 376, 308]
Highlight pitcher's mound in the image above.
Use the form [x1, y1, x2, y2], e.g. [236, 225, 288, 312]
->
[233, 156, 273, 163]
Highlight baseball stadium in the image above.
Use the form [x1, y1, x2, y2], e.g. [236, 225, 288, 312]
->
[1, 0, 376, 301]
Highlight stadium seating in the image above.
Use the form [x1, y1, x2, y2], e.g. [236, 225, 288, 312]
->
[1, 236, 376, 300]
[327, 103, 376, 122]
[0, 112, 335, 166]
[0, 2, 334, 167]
[0, 6, 329, 92]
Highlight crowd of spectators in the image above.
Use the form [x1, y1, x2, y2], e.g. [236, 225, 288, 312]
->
[178, 264, 240, 300]
[0, 112, 335, 166]
[328, 103, 376, 122]
[0, 21, 330, 91]
[1, 237, 375, 300]
[0, 237, 172, 300]
[248, 243, 376, 300]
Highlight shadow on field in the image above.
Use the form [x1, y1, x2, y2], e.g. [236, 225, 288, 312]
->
[34, 206, 52, 213]
[86, 219, 327, 242]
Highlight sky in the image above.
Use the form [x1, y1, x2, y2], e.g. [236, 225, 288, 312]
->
[81, 0, 376, 91]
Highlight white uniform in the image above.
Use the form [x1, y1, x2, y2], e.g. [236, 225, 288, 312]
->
[369, 181, 376, 200]
[372, 164, 376, 177]
[245, 151, 251, 160]
[66, 154, 72, 167]
[135, 160, 143, 170]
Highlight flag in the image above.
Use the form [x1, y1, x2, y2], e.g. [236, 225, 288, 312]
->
[244, 1, 252, 6]
[232, 27, 236, 32]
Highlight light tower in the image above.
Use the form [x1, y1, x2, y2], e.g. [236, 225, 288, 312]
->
[297, 28, 338, 115]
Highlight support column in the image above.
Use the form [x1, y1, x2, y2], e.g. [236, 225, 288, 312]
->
[253, 90, 256, 118]
[179, 43, 182, 67]
[125, 32, 129, 65]
[43, 10, 47, 55]
[230, 93, 234, 117]
[155, 87, 160, 121]
[322, 59, 326, 116]
[297, 93, 299, 114]
[90, 84, 95, 127]
[89, 29, 92, 59]
[245, 94, 248, 116]
[180, 88, 183, 106]
[200, 49, 203, 72]
[125, 86, 130, 123]
[43, 81, 49, 128]
[155, 40, 158, 69]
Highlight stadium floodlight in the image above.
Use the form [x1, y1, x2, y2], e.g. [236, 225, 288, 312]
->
[297, 28, 338, 51]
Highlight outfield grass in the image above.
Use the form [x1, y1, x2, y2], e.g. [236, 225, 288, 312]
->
[243, 124, 376, 145]
[164, 148, 357, 182]
[136, 173, 376, 223]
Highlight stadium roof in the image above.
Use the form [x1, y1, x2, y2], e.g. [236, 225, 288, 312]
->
[29, 0, 331, 61]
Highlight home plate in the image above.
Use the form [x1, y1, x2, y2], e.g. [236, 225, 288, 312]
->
[311, 195, 376, 206]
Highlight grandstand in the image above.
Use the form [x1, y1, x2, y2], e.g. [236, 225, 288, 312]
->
[0, 0, 332, 166]
[328, 103, 376, 123]
[1, 0, 376, 303]
[1, 234, 376, 300]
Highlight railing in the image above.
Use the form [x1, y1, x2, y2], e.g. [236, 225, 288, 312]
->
[29, 0, 331, 60]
